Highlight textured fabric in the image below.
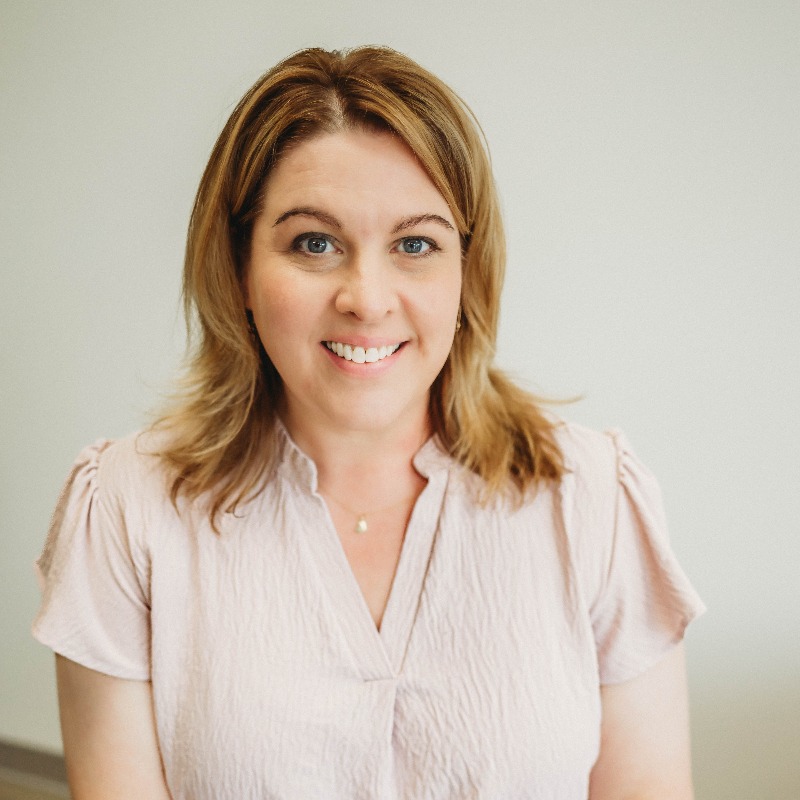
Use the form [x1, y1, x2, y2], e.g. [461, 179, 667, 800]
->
[33, 422, 704, 799]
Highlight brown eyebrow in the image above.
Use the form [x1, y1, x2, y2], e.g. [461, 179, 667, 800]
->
[392, 214, 455, 234]
[272, 207, 343, 229]
[273, 208, 455, 234]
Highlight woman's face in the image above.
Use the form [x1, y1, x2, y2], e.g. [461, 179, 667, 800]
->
[245, 128, 462, 441]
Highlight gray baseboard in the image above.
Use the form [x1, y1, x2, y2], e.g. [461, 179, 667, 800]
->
[0, 740, 66, 783]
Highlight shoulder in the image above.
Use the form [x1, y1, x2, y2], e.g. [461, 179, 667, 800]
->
[549, 423, 632, 584]
[69, 428, 174, 519]
[552, 421, 621, 498]
[93, 430, 167, 493]
[551, 421, 664, 531]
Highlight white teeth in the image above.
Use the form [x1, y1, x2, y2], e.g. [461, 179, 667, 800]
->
[325, 341, 401, 363]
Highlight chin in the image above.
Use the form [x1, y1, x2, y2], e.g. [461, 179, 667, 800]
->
[326, 396, 429, 438]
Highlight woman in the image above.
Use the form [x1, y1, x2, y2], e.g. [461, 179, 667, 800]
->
[34, 47, 704, 798]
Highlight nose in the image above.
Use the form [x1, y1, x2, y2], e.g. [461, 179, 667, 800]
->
[334, 255, 398, 322]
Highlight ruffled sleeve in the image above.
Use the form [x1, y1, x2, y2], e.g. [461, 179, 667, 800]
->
[588, 430, 706, 684]
[32, 439, 151, 680]
[558, 424, 705, 685]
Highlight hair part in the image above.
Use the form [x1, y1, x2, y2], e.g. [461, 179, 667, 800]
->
[152, 46, 564, 530]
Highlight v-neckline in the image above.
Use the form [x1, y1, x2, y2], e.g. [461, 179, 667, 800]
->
[376, 466, 449, 668]
[312, 466, 449, 679]
[278, 431, 450, 680]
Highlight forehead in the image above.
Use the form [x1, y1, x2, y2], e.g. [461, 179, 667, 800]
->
[261, 129, 455, 226]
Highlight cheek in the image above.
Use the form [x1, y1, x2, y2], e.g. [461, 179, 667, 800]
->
[428, 271, 462, 323]
[248, 272, 326, 353]
[258, 298, 299, 343]
[248, 268, 291, 316]
[416, 278, 461, 353]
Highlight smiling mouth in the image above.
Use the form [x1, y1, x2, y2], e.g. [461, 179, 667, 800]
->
[324, 341, 402, 364]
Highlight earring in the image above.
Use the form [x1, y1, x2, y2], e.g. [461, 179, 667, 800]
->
[455, 306, 463, 332]
[245, 310, 259, 344]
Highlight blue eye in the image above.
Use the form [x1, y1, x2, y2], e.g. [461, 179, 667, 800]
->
[296, 235, 334, 254]
[398, 237, 434, 255]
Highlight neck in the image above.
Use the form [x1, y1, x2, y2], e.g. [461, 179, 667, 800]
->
[282, 407, 431, 503]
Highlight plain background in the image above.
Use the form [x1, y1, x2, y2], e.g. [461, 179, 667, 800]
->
[2, 1, 798, 797]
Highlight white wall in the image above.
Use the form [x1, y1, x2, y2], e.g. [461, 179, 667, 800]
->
[2, 1, 798, 796]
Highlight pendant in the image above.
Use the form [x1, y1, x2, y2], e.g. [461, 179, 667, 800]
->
[354, 515, 368, 534]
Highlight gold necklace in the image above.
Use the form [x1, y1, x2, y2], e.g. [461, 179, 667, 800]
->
[322, 491, 419, 534]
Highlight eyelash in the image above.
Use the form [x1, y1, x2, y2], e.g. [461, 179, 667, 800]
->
[290, 233, 441, 257]
[396, 237, 439, 256]
[291, 233, 338, 255]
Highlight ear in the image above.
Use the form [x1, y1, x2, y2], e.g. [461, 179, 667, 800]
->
[241, 271, 251, 310]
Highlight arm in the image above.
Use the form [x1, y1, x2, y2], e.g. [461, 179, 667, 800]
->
[56, 654, 172, 799]
[589, 643, 695, 800]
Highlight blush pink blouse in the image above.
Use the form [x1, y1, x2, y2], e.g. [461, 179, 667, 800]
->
[33, 421, 704, 799]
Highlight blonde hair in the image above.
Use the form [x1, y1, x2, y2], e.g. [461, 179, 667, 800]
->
[154, 46, 564, 526]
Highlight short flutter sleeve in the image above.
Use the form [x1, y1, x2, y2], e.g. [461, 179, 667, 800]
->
[589, 430, 705, 684]
[559, 425, 705, 685]
[32, 439, 151, 680]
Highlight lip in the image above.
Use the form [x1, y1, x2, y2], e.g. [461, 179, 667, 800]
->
[321, 336, 406, 349]
[320, 340, 405, 373]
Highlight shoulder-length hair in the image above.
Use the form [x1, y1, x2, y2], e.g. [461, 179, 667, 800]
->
[154, 46, 564, 526]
